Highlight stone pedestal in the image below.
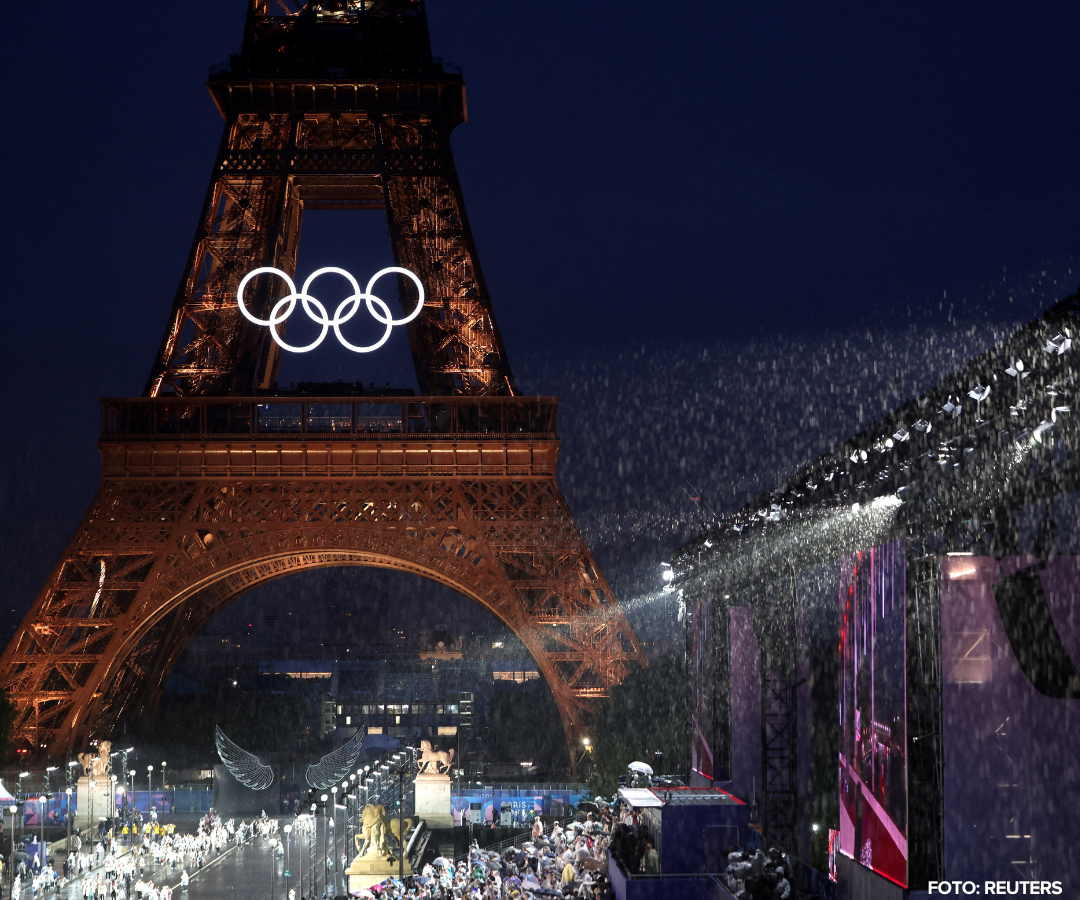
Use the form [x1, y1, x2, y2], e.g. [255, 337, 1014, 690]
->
[414, 771, 454, 828]
[346, 855, 413, 892]
[74, 776, 114, 834]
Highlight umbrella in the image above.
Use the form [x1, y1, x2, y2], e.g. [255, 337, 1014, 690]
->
[433, 856, 452, 867]
[627, 761, 653, 775]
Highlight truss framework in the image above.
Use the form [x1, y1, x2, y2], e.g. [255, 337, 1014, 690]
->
[0, 420, 645, 755]
[2, 2, 645, 759]
[145, 106, 514, 398]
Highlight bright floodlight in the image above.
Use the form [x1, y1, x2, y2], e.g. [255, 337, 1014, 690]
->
[1044, 331, 1072, 355]
[940, 396, 962, 418]
[968, 384, 991, 403]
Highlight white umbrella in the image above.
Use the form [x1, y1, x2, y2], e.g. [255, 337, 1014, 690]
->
[627, 761, 653, 775]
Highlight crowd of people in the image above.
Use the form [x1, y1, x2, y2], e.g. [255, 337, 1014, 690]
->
[360, 810, 614, 900]
[722, 847, 795, 900]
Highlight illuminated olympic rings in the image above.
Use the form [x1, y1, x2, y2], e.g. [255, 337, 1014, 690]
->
[236, 265, 425, 353]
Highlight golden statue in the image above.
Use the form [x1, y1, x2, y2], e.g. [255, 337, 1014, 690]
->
[347, 804, 416, 890]
[77, 740, 111, 778]
[354, 804, 414, 859]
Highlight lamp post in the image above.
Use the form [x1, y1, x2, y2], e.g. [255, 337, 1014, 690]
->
[8, 805, 17, 898]
[65, 787, 72, 861]
[330, 786, 338, 899]
[342, 779, 352, 867]
[146, 766, 154, 825]
[327, 815, 335, 899]
[160, 761, 167, 825]
[127, 770, 135, 844]
[320, 794, 329, 899]
[114, 785, 124, 848]
[39, 795, 47, 867]
[282, 823, 292, 900]
[308, 806, 317, 900]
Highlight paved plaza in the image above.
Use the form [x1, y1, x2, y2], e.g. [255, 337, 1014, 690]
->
[11, 821, 320, 900]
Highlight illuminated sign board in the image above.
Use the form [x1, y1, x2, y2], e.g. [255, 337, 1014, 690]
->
[236, 265, 425, 353]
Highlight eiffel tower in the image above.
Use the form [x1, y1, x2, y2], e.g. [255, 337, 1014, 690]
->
[0, 0, 646, 758]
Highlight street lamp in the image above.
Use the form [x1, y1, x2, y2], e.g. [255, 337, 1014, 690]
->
[124, 770, 135, 844]
[38, 796, 47, 868]
[8, 805, 17, 898]
[114, 785, 124, 846]
[282, 823, 292, 899]
[343, 779, 353, 862]
[330, 785, 339, 895]
[146, 766, 154, 824]
[321, 794, 329, 898]
[160, 761, 167, 824]
[328, 813, 336, 898]
[65, 787, 73, 860]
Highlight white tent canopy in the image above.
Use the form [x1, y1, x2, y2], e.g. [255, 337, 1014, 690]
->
[0, 780, 16, 803]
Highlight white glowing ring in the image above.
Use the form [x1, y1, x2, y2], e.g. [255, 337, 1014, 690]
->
[235, 265, 425, 354]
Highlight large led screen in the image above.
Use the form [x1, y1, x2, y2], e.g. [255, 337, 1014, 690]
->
[839, 540, 907, 887]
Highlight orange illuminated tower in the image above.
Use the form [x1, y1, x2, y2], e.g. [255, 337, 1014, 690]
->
[0, 0, 646, 758]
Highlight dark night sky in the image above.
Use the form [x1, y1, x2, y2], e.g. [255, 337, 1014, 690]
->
[0, 2, 1079, 641]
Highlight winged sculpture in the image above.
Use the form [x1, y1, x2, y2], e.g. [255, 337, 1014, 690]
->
[306, 725, 365, 790]
[215, 725, 274, 790]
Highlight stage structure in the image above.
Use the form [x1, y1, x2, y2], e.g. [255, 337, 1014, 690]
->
[0, 0, 646, 758]
[673, 292, 1080, 894]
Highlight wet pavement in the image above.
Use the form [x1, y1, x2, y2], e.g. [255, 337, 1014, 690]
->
[11, 821, 341, 900]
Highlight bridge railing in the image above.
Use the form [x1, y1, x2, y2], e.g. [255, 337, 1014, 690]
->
[100, 396, 557, 440]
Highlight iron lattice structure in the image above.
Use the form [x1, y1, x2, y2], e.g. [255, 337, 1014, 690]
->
[146, 0, 514, 398]
[0, 0, 646, 757]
